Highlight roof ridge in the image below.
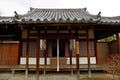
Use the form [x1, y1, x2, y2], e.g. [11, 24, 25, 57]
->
[29, 7, 86, 11]
[0, 16, 13, 18]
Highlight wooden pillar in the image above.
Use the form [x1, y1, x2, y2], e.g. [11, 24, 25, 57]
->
[87, 29, 91, 78]
[43, 40, 47, 65]
[19, 39, 22, 65]
[43, 40, 47, 76]
[36, 31, 40, 80]
[116, 33, 120, 54]
[76, 40, 80, 79]
[94, 40, 98, 64]
[69, 40, 72, 65]
[57, 39, 59, 72]
[44, 51, 47, 65]
[44, 49, 46, 76]
[69, 39, 73, 75]
[70, 50, 72, 65]
[26, 29, 29, 78]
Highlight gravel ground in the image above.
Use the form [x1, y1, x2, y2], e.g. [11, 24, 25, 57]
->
[0, 71, 119, 80]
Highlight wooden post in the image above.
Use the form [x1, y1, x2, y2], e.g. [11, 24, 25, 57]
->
[70, 50, 72, 64]
[57, 39, 59, 72]
[69, 39, 73, 75]
[116, 33, 120, 54]
[19, 38, 22, 66]
[26, 29, 29, 78]
[87, 29, 91, 78]
[94, 40, 98, 64]
[43, 40, 47, 76]
[44, 49, 46, 76]
[76, 40, 80, 79]
[69, 40, 72, 65]
[43, 40, 47, 65]
[36, 31, 40, 80]
[44, 50, 47, 65]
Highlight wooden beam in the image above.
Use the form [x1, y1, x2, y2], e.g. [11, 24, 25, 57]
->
[87, 29, 91, 78]
[30, 34, 77, 39]
[36, 30, 40, 80]
[17, 23, 95, 28]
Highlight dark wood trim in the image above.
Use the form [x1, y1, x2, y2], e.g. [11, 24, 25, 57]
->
[36, 30, 40, 80]
[17, 23, 95, 29]
[30, 34, 77, 39]
[20, 56, 95, 58]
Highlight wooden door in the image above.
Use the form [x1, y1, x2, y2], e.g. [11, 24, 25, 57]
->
[0, 43, 19, 66]
[52, 39, 65, 57]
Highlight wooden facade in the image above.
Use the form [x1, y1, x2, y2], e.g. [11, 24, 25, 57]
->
[0, 8, 120, 79]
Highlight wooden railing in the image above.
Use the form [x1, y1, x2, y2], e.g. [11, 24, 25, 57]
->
[50, 57, 67, 66]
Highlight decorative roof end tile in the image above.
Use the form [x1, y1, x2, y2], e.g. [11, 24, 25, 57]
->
[51, 18, 56, 22]
[73, 18, 78, 22]
[83, 7, 87, 11]
[43, 18, 48, 22]
[13, 18, 18, 23]
[97, 11, 101, 18]
[22, 19, 25, 22]
[36, 19, 41, 22]
[29, 19, 33, 22]
[14, 11, 19, 19]
[58, 18, 63, 22]
[81, 18, 85, 22]
[30, 7, 34, 11]
[66, 18, 70, 22]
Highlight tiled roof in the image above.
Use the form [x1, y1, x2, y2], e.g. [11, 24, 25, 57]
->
[0, 8, 120, 24]
[18, 8, 98, 23]
[100, 16, 120, 24]
[0, 16, 14, 23]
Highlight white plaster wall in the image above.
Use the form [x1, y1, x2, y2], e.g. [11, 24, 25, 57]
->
[20, 57, 50, 65]
[20, 57, 96, 65]
[67, 57, 96, 64]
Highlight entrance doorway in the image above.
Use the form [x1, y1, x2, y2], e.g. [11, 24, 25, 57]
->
[52, 39, 65, 57]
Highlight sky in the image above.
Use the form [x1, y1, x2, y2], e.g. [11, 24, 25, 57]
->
[0, 0, 120, 17]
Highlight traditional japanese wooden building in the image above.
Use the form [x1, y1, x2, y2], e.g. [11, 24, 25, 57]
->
[0, 7, 120, 78]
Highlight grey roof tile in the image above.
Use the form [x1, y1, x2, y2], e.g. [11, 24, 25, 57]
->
[18, 8, 98, 23]
[0, 8, 120, 24]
